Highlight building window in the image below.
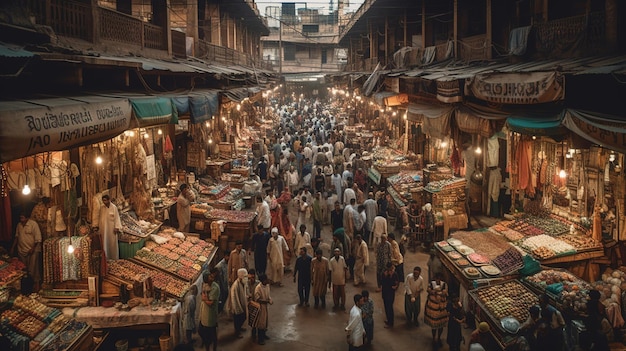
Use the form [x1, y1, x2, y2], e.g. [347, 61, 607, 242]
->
[284, 44, 296, 61]
[302, 24, 319, 33]
[321, 49, 327, 64]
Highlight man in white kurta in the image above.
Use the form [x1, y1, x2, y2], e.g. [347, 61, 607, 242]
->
[98, 195, 122, 260]
[371, 215, 388, 247]
[353, 235, 369, 286]
[256, 196, 271, 230]
[346, 294, 366, 350]
[267, 228, 285, 286]
[176, 184, 194, 232]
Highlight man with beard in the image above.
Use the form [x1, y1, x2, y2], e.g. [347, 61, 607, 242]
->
[266, 228, 285, 286]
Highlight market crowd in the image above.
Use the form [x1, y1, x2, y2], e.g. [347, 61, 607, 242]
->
[191, 95, 612, 351]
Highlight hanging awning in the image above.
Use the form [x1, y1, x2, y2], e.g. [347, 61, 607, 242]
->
[129, 97, 174, 127]
[188, 90, 219, 124]
[562, 109, 626, 154]
[407, 101, 454, 139]
[0, 95, 131, 163]
[454, 103, 508, 138]
[506, 110, 565, 136]
[222, 87, 248, 102]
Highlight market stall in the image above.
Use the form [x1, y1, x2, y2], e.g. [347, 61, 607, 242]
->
[488, 214, 604, 281]
[1, 294, 93, 351]
[435, 231, 524, 292]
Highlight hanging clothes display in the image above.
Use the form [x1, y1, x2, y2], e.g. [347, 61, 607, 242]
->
[42, 236, 93, 284]
[0, 165, 11, 242]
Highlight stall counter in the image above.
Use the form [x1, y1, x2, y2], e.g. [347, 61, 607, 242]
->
[62, 303, 181, 345]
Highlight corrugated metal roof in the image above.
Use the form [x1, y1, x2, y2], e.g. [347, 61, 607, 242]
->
[397, 55, 626, 81]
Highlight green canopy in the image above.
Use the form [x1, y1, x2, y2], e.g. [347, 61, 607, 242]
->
[130, 97, 174, 127]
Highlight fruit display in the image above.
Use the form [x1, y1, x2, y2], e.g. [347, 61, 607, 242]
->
[474, 281, 538, 323]
[523, 269, 591, 314]
[520, 235, 576, 259]
[135, 249, 175, 269]
[492, 247, 524, 273]
[450, 231, 511, 260]
[504, 216, 570, 237]
[107, 259, 151, 281]
[592, 268, 626, 307]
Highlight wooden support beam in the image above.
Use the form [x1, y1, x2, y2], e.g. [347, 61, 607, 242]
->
[384, 16, 388, 65]
[453, 0, 458, 59]
[486, 0, 492, 59]
[421, 1, 426, 49]
[403, 13, 407, 47]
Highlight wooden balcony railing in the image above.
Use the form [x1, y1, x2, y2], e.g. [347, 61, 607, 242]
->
[26, 0, 269, 69]
[28, 0, 92, 41]
[99, 7, 142, 45]
[197, 40, 250, 66]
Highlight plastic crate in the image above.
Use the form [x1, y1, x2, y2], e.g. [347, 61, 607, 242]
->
[118, 238, 145, 259]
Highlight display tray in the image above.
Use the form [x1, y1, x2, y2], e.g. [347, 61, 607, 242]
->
[469, 280, 539, 333]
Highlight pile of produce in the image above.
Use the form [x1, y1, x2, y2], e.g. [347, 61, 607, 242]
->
[492, 247, 524, 274]
[524, 270, 591, 314]
[135, 232, 214, 281]
[475, 281, 538, 322]
[505, 216, 570, 237]
[592, 268, 626, 306]
[107, 260, 151, 282]
[520, 235, 576, 259]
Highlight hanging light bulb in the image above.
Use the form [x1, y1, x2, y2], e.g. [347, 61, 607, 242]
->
[441, 141, 448, 148]
[129, 131, 135, 137]
[475, 146, 482, 154]
[205, 122, 210, 127]
[157, 129, 163, 135]
[22, 184, 31, 195]
[95, 156, 103, 165]
[143, 133, 149, 139]
[532, 135, 537, 140]
[403, 113, 408, 120]
[236, 104, 241, 111]
[609, 153, 616, 162]
[208, 138, 213, 144]
[559, 169, 567, 178]
[67, 244, 75, 254]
